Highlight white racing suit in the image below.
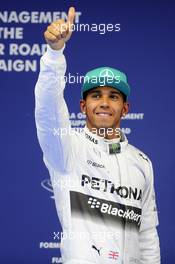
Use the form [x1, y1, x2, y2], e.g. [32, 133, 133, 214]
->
[35, 45, 161, 264]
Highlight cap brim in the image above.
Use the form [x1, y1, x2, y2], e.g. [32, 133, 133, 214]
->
[82, 77, 130, 98]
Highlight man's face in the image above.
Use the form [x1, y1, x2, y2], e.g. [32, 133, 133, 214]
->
[80, 86, 129, 131]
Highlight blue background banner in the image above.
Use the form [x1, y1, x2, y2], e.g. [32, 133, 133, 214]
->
[1, 0, 175, 263]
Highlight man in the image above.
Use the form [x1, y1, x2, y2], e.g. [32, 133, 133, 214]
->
[35, 7, 160, 264]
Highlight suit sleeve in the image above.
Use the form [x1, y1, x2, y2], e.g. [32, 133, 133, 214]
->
[35, 44, 73, 173]
[139, 161, 161, 263]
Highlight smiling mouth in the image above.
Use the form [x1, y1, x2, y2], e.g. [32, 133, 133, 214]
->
[96, 112, 112, 116]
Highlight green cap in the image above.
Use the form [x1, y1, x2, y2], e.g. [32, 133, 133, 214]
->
[81, 66, 130, 99]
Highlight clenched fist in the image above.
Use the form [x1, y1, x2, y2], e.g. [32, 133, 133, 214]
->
[44, 7, 75, 50]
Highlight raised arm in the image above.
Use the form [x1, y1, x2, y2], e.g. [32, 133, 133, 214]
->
[35, 7, 76, 173]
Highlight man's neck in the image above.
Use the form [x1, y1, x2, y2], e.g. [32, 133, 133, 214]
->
[87, 126, 121, 140]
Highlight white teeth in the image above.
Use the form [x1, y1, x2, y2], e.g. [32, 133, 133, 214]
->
[98, 113, 110, 116]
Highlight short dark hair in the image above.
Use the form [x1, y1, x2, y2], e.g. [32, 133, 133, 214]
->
[82, 88, 127, 102]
